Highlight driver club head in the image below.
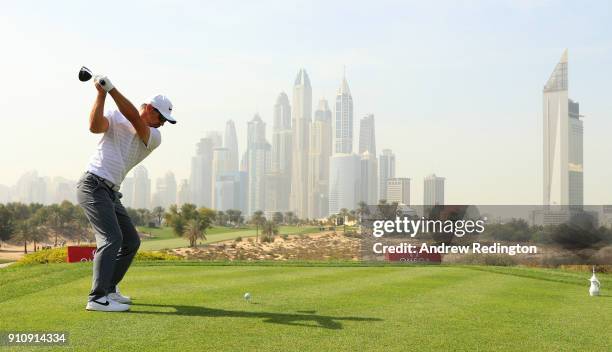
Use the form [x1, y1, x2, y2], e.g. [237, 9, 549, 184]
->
[78, 66, 93, 82]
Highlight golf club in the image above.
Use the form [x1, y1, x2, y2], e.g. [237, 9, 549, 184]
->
[78, 66, 106, 87]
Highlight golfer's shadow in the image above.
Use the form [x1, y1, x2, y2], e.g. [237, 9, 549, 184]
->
[130, 303, 382, 330]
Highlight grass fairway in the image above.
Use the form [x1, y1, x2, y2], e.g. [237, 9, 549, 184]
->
[1, 263, 610, 351]
[138, 226, 321, 251]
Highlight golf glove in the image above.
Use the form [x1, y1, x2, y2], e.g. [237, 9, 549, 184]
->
[94, 75, 115, 92]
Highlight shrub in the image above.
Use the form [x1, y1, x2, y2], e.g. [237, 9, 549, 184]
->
[135, 251, 181, 261]
[16, 247, 68, 265]
[281, 234, 289, 240]
[16, 247, 180, 265]
[234, 236, 243, 242]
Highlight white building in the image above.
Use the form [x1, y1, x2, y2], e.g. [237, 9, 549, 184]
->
[387, 178, 410, 205]
[152, 171, 177, 208]
[132, 165, 151, 209]
[290, 69, 312, 218]
[360, 151, 378, 205]
[224, 120, 239, 173]
[328, 153, 361, 215]
[211, 148, 231, 208]
[424, 174, 445, 208]
[379, 149, 395, 202]
[543, 49, 583, 207]
[215, 171, 247, 213]
[247, 114, 271, 214]
[270, 92, 292, 212]
[334, 74, 354, 154]
[359, 114, 376, 156]
[308, 98, 332, 218]
[176, 179, 190, 206]
[190, 137, 215, 207]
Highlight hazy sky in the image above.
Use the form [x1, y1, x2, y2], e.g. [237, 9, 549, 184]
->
[1, 0, 611, 205]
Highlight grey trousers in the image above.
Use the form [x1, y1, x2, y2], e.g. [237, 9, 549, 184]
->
[76, 172, 140, 301]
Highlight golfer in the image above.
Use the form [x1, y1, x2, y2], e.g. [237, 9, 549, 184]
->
[77, 75, 176, 312]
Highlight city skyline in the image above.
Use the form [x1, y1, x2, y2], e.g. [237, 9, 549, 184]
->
[2, 1, 612, 205]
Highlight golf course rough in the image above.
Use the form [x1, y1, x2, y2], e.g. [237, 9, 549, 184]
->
[0, 263, 610, 351]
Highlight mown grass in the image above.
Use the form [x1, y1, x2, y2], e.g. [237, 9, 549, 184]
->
[139, 226, 320, 251]
[0, 263, 610, 351]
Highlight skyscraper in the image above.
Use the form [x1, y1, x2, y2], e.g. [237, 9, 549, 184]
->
[272, 92, 292, 175]
[334, 74, 354, 154]
[152, 171, 177, 208]
[329, 154, 361, 215]
[424, 174, 445, 208]
[543, 49, 583, 207]
[358, 114, 378, 205]
[290, 69, 312, 218]
[386, 178, 411, 205]
[379, 149, 395, 202]
[308, 98, 332, 218]
[360, 151, 378, 205]
[190, 137, 215, 207]
[176, 179, 190, 206]
[268, 92, 292, 213]
[247, 114, 271, 214]
[132, 165, 151, 209]
[359, 114, 376, 156]
[211, 147, 231, 208]
[224, 120, 239, 173]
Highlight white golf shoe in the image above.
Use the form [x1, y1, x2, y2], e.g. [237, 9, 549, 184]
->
[86, 296, 130, 312]
[108, 291, 132, 305]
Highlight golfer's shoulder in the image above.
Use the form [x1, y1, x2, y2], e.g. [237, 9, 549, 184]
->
[147, 127, 162, 149]
[104, 109, 125, 124]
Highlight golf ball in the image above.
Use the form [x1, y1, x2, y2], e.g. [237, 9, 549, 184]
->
[244, 292, 252, 301]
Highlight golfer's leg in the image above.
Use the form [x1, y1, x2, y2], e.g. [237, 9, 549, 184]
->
[108, 199, 141, 292]
[77, 177, 123, 301]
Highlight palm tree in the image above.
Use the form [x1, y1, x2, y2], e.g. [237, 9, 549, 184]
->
[183, 219, 206, 248]
[261, 220, 279, 243]
[251, 210, 265, 242]
[338, 208, 350, 234]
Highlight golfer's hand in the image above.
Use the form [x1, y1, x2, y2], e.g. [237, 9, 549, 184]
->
[94, 75, 115, 93]
[94, 82, 106, 95]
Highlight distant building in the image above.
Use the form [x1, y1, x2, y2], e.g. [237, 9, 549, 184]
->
[247, 114, 271, 215]
[543, 49, 583, 208]
[224, 120, 240, 173]
[308, 98, 332, 218]
[379, 149, 395, 202]
[424, 174, 444, 208]
[290, 69, 312, 218]
[328, 153, 361, 215]
[176, 179, 190, 206]
[387, 178, 410, 205]
[132, 166, 151, 209]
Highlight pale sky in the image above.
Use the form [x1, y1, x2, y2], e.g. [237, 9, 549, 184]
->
[1, 0, 611, 205]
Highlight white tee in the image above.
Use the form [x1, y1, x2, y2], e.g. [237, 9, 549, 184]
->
[87, 110, 161, 186]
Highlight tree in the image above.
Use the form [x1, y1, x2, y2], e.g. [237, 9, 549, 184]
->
[261, 220, 279, 243]
[251, 210, 265, 242]
[183, 219, 206, 248]
[272, 212, 283, 224]
[284, 211, 296, 225]
[338, 208, 350, 234]
[152, 206, 165, 227]
[0, 204, 14, 248]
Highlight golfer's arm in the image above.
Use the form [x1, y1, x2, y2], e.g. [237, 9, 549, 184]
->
[108, 88, 150, 144]
[89, 92, 109, 133]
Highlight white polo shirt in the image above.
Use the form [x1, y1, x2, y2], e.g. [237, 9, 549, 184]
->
[87, 110, 161, 186]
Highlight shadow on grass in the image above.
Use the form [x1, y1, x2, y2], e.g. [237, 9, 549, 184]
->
[130, 303, 382, 330]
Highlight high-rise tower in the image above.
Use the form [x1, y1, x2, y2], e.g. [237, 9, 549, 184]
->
[290, 69, 312, 218]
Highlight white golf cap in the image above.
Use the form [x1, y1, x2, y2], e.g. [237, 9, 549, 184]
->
[149, 95, 176, 124]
